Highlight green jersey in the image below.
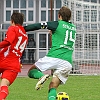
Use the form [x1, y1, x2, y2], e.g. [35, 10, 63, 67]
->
[24, 20, 76, 64]
[46, 20, 76, 64]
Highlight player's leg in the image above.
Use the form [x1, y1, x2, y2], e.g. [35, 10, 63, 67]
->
[28, 56, 55, 90]
[28, 56, 53, 80]
[0, 78, 10, 100]
[28, 64, 45, 79]
[48, 60, 72, 100]
[0, 70, 18, 100]
[48, 76, 61, 100]
[28, 64, 50, 90]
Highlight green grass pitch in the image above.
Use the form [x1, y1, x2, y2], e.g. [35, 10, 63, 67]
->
[6, 75, 100, 100]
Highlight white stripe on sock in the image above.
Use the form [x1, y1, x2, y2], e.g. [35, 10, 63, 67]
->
[49, 96, 56, 99]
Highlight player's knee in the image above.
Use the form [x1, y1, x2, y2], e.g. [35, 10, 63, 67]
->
[28, 70, 33, 78]
[28, 65, 36, 78]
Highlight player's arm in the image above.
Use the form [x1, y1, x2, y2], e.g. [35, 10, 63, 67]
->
[24, 21, 59, 32]
[1, 27, 16, 48]
[0, 40, 10, 48]
[24, 23, 42, 32]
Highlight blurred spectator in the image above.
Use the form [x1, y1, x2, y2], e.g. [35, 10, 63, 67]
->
[27, 38, 36, 63]
[21, 50, 25, 64]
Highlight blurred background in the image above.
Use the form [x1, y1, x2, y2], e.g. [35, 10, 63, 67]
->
[0, 0, 100, 75]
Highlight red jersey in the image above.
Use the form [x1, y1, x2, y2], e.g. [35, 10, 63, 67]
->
[0, 25, 28, 72]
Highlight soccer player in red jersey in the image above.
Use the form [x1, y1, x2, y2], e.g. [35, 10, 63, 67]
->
[0, 12, 28, 100]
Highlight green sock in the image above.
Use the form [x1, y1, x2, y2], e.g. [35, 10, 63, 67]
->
[28, 69, 44, 79]
[48, 88, 57, 100]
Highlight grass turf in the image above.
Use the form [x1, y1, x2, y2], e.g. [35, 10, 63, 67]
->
[6, 75, 100, 100]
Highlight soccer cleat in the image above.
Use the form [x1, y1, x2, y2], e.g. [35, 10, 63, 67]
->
[35, 74, 50, 90]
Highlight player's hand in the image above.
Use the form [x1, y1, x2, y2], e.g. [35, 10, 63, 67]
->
[41, 23, 47, 29]
[49, 30, 52, 35]
[20, 64, 23, 68]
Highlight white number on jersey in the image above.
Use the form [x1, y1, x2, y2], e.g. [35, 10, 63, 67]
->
[64, 30, 76, 48]
[14, 36, 27, 53]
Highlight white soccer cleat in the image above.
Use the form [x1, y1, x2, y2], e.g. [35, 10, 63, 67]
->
[35, 74, 50, 90]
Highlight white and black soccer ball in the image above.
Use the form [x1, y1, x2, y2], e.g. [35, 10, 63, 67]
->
[56, 92, 69, 100]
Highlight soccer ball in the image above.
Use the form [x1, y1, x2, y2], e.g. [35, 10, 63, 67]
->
[56, 92, 69, 100]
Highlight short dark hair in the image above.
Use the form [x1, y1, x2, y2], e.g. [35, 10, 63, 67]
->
[58, 6, 71, 22]
[11, 12, 24, 25]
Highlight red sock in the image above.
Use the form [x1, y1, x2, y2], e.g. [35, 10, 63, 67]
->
[0, 86, 9, 100]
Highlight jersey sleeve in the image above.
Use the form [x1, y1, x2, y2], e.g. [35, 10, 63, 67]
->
[24, 21, 59, 32]
[0, 40, 10, 48]
[24, 23, 41, 32]
[4, 26, 16, 44]
[46, 21, 59, 32]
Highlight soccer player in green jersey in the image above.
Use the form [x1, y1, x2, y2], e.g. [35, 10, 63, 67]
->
[25, 6, 76, 100]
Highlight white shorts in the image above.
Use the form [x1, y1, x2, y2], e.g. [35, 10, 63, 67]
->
[35, 56, 72, 84]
